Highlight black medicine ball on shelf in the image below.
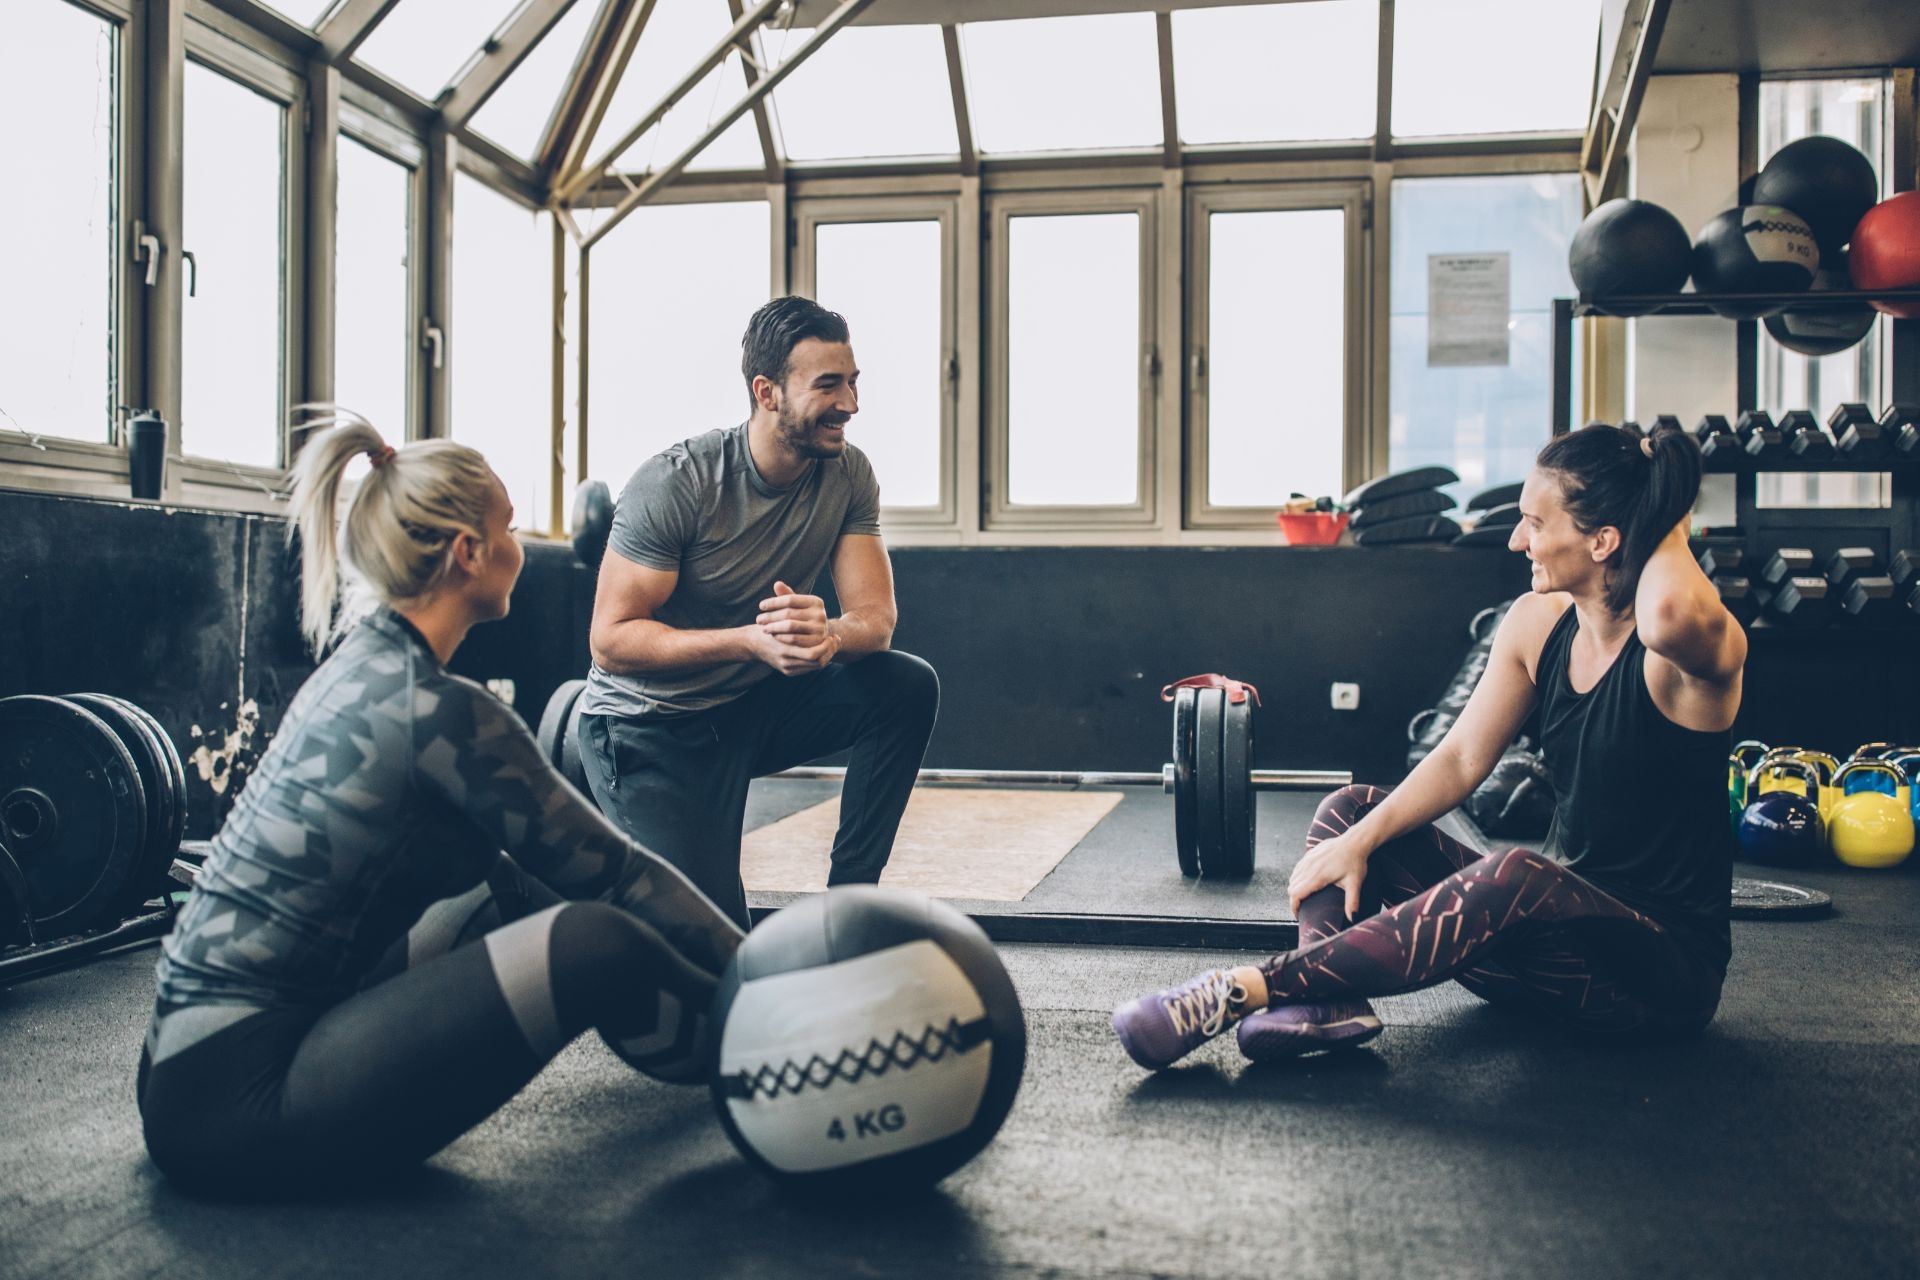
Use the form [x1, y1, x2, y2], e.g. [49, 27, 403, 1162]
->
[1763, 254, 1875, 357]
[1752, 135, 1880, 257]
[1691, 206, 1818, 318]
[1568, 198, 1693, 313]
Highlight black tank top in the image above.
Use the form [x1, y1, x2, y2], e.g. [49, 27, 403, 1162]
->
[1534, 605, 1733, 973]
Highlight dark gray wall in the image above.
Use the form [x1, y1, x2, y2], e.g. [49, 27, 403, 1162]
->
[4, 490, 1916, 841]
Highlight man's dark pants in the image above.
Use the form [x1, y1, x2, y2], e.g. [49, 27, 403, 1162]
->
[577, 650, 939, 930]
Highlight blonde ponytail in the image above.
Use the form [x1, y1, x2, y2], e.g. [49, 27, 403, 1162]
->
[285, 407, 498, 657]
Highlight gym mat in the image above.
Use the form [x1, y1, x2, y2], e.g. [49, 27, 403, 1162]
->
[742, 787, 1123, 901]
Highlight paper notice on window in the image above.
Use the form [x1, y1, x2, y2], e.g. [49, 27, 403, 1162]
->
[1428, 253, 1511, 367]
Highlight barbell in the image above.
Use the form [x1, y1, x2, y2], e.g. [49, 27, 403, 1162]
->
[534, 678, 1349, 880]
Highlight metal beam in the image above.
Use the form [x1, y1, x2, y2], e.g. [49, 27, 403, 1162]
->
[940, 25, 977, 176]
[558, 0, 788, 205]
[1581, 0, 1672, 207]
[726, 0, 785, 181]
[1154, 10, 1179, 167]
[305, 64, 341, 408]
[316, 0, 405, 64]
[423, 127, 457, 439]
[142, 0, 187, 463]
[441, 0, 583, 128]
[545, 0, 656, 189]
[578, 0, 878, 250]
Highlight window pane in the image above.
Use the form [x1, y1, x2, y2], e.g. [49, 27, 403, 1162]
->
[588, 0, 764, 175]
[1389, 174, 1583, 500]
[771, 26, 957, 161]
[261, 0, 338, 27]
[355, 0, 523, 100]
[1007, 213, 1139, 506]
[0, 0, 116, 445]
[181, 62, 286, 468]
[963, 15, 1161, 154]
[1174, 2, 1376, 145]
[334, 136, 412, 437]
[1207, 209, 1347, 507]
[1392, 0, 1599, 138]
[586, 202, 770, 492]
[814, 221, 943, 508]
[1757, 77, 1892, 511]
[452, 174, 554, 531]
[470, 0, 599, 161]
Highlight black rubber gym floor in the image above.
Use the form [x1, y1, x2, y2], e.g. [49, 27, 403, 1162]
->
[4, 792, 1917, 1279]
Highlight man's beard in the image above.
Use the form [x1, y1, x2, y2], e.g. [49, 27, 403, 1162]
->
[776, 402, 849, 460]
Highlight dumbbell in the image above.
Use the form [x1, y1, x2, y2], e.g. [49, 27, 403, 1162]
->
[1891, 550, 1920, 592]
[1760, 547, 1814, 585]
[1826, 547, 1879, 590]
[1827, 548, 1894, 622]
[1696, 543, 1744, 578]
[1738, 410, 1786, 461]
[1695, 414, 1742, 464]
[1758, 547, 1828, 626]
[1885, 405, 1920, 455]
[1779, 410, 1836, 460]
[1828, 402, 1891, 461]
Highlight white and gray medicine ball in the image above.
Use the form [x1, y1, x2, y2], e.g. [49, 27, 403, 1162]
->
[709, 886, 1026, 1192]
[1691, 205, 1819, 318]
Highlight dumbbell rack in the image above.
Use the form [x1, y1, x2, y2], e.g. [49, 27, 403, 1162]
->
[1550, 292, 1920, 620]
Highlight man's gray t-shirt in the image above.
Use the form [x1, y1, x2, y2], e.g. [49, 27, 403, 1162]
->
[582, 423, 882, 718]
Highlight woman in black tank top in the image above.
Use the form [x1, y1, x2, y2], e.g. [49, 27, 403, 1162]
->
[1112, 422, 1746, 1071]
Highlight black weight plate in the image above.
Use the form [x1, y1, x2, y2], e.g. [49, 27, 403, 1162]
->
[0, 695, 144, 934]
[1730, 877, 1832, 920]
[1171, 687, 1198, 877]
[66, 694, 173, 910]
[559, 688, 591, 797]
[1193, 689, 1226, 878]
[537, 679, 586, 774]
[110, 696, 187, 859]
[1216, 696, 1255, 878]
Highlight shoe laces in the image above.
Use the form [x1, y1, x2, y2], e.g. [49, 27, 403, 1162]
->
[1164, 970, 1246, 1039]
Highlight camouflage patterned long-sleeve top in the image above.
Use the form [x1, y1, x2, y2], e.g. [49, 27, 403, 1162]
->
[154, 608, 743, 1010]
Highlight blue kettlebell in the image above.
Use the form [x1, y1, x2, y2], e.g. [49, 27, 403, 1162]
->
[1739, 757, 1825, 867]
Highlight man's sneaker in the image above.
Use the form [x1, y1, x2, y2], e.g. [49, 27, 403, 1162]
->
[1112, 969, 1253, 1070]
[1235, 1001, 1383, 1061]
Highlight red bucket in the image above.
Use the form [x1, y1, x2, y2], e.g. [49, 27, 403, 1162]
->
[1275, 511, 1350, 546]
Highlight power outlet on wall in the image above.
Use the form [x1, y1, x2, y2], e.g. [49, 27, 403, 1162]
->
[1330, 682, 1361, 712]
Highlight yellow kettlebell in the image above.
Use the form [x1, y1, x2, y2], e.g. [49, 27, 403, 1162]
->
[1790, 750, 1842, 822]
[1753, 747, 1813, 800]
[1827, 760, 1915, 869]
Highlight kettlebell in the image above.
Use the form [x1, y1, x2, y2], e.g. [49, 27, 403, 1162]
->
[1845, 744, 1902, 795]
[1790, 750, 1842, 822]
[1727, 740, 1769, 830]
[1753, 746, 1814, 799]
[1738, 757, 1825, 867]
[1827, 760, 1915, 869]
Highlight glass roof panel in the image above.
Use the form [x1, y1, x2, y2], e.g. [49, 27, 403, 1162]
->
[590, 0, 764, 171]
[768, 24, 957, 162]
[354, 0, 523, 101]
[1392, 0, 1600, 137]
[961, 14, 1161, 155]
[470, 0, 602, 161]
[261, 0, 339, 27]
[1173, 1, 1377, 145]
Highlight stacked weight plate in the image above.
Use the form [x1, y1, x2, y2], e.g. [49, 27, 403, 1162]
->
[1171, 687, 1257, 879]
[0, 692, 187, 946]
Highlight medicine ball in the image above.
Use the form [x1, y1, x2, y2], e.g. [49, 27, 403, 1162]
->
[1849, 191, 1920, 319]
[1568, 198, 1692, 313]
[1752, 135, 1879, 257]
[1763, 256, 1874, 357]
[709, 886, 1026, 1193]
[569, 479, 614, 569]
[1691, 206, 1818, 318]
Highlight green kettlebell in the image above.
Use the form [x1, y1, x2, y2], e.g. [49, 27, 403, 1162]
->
[1727, 740, 1769, 829]
[1828, 759, 1915, 869]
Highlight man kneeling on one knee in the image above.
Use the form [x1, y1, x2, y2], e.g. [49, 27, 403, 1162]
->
[578, 296, 940, 930]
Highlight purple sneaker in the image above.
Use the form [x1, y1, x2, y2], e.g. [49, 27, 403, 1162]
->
[1235, 1001, 1383, 1061]
[1112, 969, 1253, 1070]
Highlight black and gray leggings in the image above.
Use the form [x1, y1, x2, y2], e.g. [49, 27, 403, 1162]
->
[137, 859, 699, 1197]
[1263, 786, 1724, 1037]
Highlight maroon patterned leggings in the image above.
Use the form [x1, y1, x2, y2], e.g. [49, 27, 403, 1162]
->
[1260, 786, 1724, 1037]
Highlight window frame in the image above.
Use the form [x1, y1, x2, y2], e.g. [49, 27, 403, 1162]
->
[792, 195, 961, 529]
[1184, 180, 1370, 529]
[337, 90, 429, 441]
[176, 13, 307, 483]
[984, 185, 1160, 531]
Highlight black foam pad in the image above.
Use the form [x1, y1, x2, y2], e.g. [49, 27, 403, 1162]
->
[1453, 523, 1517, 547]
[1341, 466, 1460, 509]
[1349, 489, 1456, 529]
[1465, 481, 1522, 511]
[1470, 502, 1521, 529]
[1353, 514, 1462, 546]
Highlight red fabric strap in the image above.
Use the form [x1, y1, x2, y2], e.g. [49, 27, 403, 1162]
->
[1159, 673, 1261, 707]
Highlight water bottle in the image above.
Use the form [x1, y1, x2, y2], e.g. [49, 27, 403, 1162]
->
[128, 409, 166, 500]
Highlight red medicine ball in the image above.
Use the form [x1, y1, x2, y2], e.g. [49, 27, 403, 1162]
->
[1849, 191, 1920, 318]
